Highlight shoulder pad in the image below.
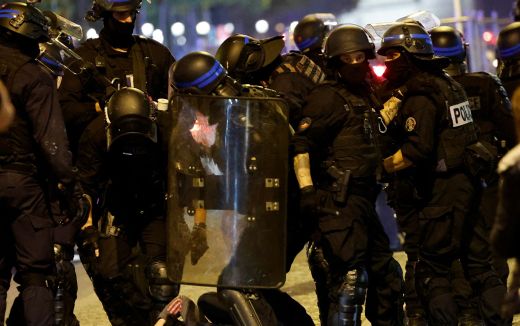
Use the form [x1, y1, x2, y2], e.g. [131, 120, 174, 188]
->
[273, 53, 325, 84]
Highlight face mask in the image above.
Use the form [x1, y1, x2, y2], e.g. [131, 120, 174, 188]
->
[383, 55, 411, 85]
[101, 15, 135, 48]
[338, 61, 370, 85]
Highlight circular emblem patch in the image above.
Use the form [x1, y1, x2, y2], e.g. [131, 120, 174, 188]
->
[405, 117, 416, 132]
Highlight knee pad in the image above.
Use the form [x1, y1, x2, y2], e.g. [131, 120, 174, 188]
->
[145, 261, 179, 303]
[329, 268, 368, 326]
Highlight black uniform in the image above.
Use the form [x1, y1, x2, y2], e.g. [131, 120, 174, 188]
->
[0, 43, 75, 326]
[387, 70, 506, 325]
[448, 71, 515, 321]
[76, 110, 175, 325]
[58, 34, 174, 155]
[293, 80, 403, 326]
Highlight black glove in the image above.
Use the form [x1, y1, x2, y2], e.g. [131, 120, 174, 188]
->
[77, 226, 100, 275]
[190, 223, 209, 265]
[57, 181, 91, 227]
[300, 185, 319, 213]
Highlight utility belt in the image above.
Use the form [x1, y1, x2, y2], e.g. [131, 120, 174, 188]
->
[317, 161, 378, 203]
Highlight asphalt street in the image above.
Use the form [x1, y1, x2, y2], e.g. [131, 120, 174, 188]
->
[5, 251, 520, 325]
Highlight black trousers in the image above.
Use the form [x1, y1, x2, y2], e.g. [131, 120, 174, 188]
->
[0, 171, 54, 326]
[316, 190, 404, 326]
[410, 173, 506, 326]
[82, 214, 171, 326]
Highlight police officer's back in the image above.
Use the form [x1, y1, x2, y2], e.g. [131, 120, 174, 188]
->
[431, 26, 515, 149]
[216, 33, 326, 129]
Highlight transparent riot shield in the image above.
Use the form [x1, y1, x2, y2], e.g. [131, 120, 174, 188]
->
[365, 10, 441, 48]
[166, 94, 289, 289]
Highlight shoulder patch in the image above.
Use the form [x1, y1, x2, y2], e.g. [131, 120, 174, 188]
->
[405, 117, 416, 132]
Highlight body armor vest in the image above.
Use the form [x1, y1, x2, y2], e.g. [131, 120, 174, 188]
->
[0, 51, 37, 164]
[270, 52, 326, 85]
[453, 72, 511, 144]
[85, 35, 154, 96]
[323, 82, 379, 178]
[404, 71, 477, 171]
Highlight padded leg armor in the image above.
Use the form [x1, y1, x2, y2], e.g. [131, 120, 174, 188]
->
[307, 242, 331, 326]
[329, 268, 368, 326]
[54, 244, 80, 326]
[218, 289, 278, 326]
[146, 261, 180, 324]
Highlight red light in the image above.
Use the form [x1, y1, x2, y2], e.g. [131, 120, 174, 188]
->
[482, 31, 494, 43]
[372, 65, 386, 78]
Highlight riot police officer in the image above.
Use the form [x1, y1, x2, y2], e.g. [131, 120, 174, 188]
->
[75, 87, 178, 326]
[59, 0, 175, 156]
[378, 22, 506, 325]
[497, 22, 520, 98]
[293, 13, 337, 77]
[7, 40, 84, 326]
[0, 3, 86, 325]
[169, 51, 314, 326]
[430, 25, 515, 325]
[292, 24, 404, 325]
[215, 34, 327, 297]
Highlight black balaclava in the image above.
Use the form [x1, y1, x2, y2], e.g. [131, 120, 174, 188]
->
[338, 60, 370, 85]
[383, 51, 415, 86]
[100, 14, 135, 49]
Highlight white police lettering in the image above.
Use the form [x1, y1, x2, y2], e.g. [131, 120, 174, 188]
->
[449, 101, 473, 127]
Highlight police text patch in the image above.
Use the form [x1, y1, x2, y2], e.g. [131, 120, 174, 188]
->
[449, 101, 473, 127]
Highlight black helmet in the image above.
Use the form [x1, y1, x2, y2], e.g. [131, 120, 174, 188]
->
[324, 24, 375, 59]
[171, 51, 228, 95]
[497, 22, 520, 59]
[105, 87, 157, 151]
[215, 34, 285, 77]
[293, 13, 337, 52]
[430, 26, 467, 62]
[86, 0, 142, 22]
[37, 42, 64, 77]
[514, 0, 520, 21]
[377, 22, 433, 56]
[0, 2, 50, 42]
